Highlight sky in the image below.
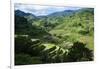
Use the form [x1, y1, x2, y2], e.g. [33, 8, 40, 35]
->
[15, 3, 81, 16]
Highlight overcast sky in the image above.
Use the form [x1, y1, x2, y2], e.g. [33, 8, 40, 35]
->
[15, 4, 81, 16]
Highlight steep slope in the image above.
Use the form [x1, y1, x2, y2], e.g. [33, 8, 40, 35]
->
[15, 10, 38, 23]
[24, 8, 94, 50]
[49, 8, 94, 50]
[32, 10, 75, 31]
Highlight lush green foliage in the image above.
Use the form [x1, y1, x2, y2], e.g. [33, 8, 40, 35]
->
[15, 8, 94, 65]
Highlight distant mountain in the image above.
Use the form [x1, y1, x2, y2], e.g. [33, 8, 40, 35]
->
[47, 10, 76, 17]
[37, 16, 47, 19]
[15, 9, 77, 19]
[15, 10, 36, 18]
[77, 8, 94, 15]
[15, 10, 39, 24]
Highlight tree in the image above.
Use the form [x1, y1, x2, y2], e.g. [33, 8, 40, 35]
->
[66, 42, 93, 62]
[15, 54, 42, 65]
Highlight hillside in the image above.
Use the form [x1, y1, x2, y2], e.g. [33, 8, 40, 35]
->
[49, 8, 94, 50]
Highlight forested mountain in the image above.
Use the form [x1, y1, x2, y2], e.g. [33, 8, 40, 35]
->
[47, 10, 75, 17]
[15, 10, 36, 17]
[15, 8, 94, 65]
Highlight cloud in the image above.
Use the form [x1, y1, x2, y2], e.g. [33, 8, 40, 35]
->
[15, 4, 81, 16]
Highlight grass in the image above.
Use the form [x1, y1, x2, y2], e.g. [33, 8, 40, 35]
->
[42, 43, 56, 50]
[79, 35, 94, 50]
[49, 25, 94, 50]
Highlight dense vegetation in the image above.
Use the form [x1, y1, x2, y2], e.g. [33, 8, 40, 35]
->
[15, 8, 94, 65]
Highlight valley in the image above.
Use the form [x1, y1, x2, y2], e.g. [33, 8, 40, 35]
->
[15, 8, 94, 65]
